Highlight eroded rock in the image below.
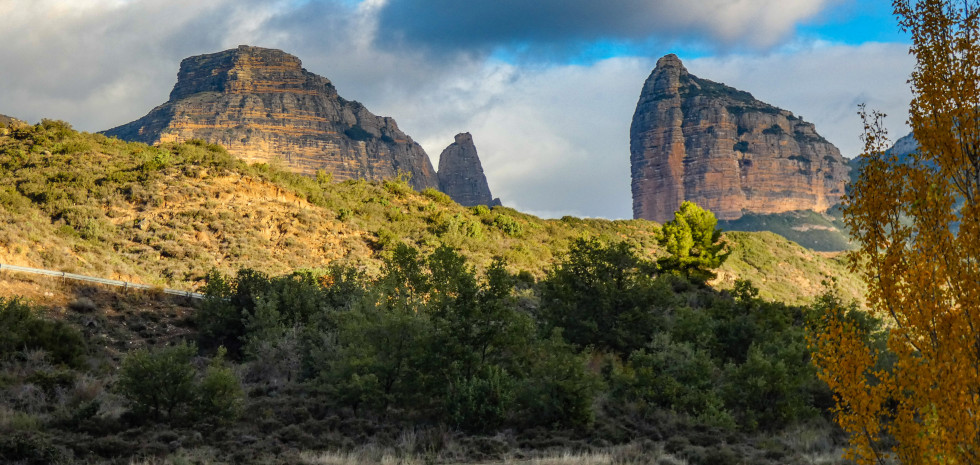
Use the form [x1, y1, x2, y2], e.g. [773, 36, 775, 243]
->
[103, 46, 439, 191]
[630, 54, 850, 222]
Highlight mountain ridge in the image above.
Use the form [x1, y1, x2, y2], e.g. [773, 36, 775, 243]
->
[103, 45, 440, 191]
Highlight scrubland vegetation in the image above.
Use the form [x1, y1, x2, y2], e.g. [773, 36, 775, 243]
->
[0, 119, 879, 463]
[0, 237, 880, 464]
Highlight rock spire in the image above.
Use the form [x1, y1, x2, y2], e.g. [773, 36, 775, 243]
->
[437, 133, 499, 207]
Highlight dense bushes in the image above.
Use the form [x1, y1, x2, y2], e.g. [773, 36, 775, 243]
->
[117, 343, 243, 425]
[0, 298, 86, 367]
[194, 236, 843, 435]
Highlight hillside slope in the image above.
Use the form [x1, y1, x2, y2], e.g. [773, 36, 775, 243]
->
[0, 119, 862, 305]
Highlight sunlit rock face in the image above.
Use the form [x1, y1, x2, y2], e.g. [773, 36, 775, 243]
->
[630, 54, 850, 222]
[104, 45, 438, 191]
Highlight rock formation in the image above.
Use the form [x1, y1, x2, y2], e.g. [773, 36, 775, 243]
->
[437, 133, 499, 207]
[0, 114, 24, 126]
[630, 54, 850, 222]
[103, 45, 438, 191]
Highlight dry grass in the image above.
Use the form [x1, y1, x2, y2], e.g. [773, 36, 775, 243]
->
[297, 443, 689, 465]
[299, 450, 425, 465]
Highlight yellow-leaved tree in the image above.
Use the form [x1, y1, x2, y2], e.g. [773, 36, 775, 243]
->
[810, 0, 980, 464]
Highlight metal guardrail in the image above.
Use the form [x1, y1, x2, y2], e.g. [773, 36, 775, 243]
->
[0, 263, 204, 299]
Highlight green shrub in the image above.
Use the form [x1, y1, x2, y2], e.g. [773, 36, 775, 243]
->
[762, 124, 783, 135]
[117, 342, 243, 425]
[117, 342, 197, 422]
[471, 205, 491, 216]
[618, 335, 732, 427]
[434, 213, 483, 238]
[382, 176, 414, 197]
[516, 332, 600, 429]
[492, 214, 524, 237]
[344, 126, 373, 141]
[421, 188, 453, 205]
[0, 298, 85, 367]
[447, 366, 516, 433]
[539, 238, 664, 355]
[195, 347, 244, 424]
[0, 431, 71, 465]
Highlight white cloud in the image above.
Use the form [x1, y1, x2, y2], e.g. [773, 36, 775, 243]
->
[378, 44, 914, 219]
[0, 1, 912, 221]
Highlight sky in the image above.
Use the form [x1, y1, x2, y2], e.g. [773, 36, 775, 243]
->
[0, 0, 915, 219]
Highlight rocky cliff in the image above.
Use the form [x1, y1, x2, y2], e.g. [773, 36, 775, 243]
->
[437, 133, 499, 207]
[630, 54, 850, 222]
[103, 45, 438, 191]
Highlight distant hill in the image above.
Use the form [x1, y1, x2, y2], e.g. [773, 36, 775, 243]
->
[0, 119, 861, 306]
[718, 208, 852, 252]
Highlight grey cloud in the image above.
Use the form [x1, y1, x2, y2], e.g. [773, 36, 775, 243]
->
[376, 0, 834, 56]
[0, 0, 282, 131]
[0, 2, 912, 221]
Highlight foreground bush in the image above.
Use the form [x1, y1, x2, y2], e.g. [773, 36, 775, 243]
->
[0, 297, 85, 367]
[117, 342, 243, 425]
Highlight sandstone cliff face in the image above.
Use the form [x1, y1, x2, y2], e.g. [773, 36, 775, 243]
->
[437, 133, 499, 207]
[104, 45, 438, 191]
[630, 54, 850, 222]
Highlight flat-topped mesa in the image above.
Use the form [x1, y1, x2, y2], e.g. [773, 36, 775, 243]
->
[630, 54, 850, 223]
[437, 132, 500, 207]
[103, 45, 438, 191]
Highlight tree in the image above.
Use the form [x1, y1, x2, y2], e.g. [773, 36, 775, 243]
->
[118, 342, 244, 424]
[539, 237, 663, 355]
[657, 201, 728, 282]
[118, 342, 197, 422]
[811, 1, 980, 463]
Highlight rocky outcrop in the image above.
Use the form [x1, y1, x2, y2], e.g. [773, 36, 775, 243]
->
[437, 133, 499, 207]
[103, 45, 438, 191]
[630, 54, 850, 222]
[0, 114, 24, 126]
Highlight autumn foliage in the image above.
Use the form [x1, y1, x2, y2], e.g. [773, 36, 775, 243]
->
[810, 0, 980, 463]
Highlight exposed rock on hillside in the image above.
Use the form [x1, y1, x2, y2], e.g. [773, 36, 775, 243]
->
[630, 54, 850, 222]
[437, 133, 499, 207]
[0, 114, 24, 126]
[103, 45, 438, 191]
[888, 132, 919, 158]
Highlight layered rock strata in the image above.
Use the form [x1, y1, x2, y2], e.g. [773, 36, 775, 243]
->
[437, 133, 499, 207]
[630, 54, 850, 222]
[104, 45, 438, 191]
